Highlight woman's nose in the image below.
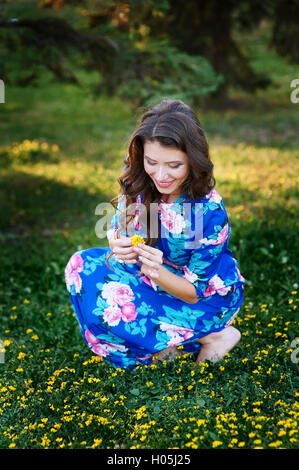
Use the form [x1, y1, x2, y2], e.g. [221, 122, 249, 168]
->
[155, 167, 169, 180]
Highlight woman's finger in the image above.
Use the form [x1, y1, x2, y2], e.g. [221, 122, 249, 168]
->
[115, 255, 137, 264]
[114, 246, 136, 255]
[138, 256, 155, 267]
[116, 238, 133, 247]
[114, 251, 138, 260]
[139, 244, 163, 261]
[136, 243, 161, 254]
[135, 246, 163, 264]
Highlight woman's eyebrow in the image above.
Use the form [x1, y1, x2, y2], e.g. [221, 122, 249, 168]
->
[144, 154, 183, 163]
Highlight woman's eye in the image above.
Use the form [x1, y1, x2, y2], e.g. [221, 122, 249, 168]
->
[146, 160, 181, 169]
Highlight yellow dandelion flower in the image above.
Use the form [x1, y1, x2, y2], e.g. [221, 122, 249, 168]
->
[130, 234, 146, 247]
[212, 440, 223, 448]
[17, 352, 26, 360]
[268, 441, 283, 448]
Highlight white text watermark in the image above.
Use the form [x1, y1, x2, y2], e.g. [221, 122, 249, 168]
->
[0, 80, 5, 104]
[95, 199, 204, 249]
[290, 338, 299, 364]
[0, 340, 4, 364]
[290, 79, 299, 103]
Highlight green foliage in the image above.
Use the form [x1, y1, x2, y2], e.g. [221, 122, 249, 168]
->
[115, 38, 223, 107]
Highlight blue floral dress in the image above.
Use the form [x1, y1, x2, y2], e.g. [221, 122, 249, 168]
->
[64, 188, 246, 370]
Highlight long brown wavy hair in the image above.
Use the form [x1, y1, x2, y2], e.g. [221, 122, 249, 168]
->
[105, 98, 216, 271]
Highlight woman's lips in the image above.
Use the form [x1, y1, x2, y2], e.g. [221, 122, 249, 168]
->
[154, 179, 175, 188]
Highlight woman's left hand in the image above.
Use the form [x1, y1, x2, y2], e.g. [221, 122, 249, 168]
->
[134, 243, 163, 279]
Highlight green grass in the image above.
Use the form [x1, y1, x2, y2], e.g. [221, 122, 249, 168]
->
[0, 22, 298, 449]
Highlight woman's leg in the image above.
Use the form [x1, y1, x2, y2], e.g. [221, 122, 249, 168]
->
[153, 346, 183, 362]
[196, 326, 241, 364]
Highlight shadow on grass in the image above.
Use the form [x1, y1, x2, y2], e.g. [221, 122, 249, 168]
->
[0, 169, 115, 236]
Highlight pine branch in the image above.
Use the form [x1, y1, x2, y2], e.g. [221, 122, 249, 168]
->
[0, 16, 119, 55]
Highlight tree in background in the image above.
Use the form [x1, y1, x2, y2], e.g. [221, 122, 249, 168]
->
[0, 0, 298, 108]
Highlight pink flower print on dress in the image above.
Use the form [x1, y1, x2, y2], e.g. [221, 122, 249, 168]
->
[140, 275, 158, 291]
[102, 281, 134, 307]
[159, 204, 186, 235]
[121, 302, 138, 323]
[200, 223, 229, 246]
[133, 210, 141, 230]
[103, 304, 123, 326]
[206, 189, 222, 204]
[84, 329, 128, 356]
[160, 322, 194, 347]
[101, 281, 138, 325]
[91, 342, 110, 356]
[84, 329, 110, 356]
[65, 253, 84, 294]
[85, 329, 100, 345]
[182, 266, 199, 283]
[203, 274, 231, 297]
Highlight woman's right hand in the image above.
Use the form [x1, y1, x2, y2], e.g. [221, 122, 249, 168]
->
[109, 235, 139, 264]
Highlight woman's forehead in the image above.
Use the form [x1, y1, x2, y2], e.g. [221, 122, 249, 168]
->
[143, 140, 187, 162]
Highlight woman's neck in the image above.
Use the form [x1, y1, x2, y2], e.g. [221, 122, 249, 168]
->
[161, 192, 181, 203]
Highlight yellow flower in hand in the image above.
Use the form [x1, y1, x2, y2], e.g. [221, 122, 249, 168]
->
[130, 234, 146, 247]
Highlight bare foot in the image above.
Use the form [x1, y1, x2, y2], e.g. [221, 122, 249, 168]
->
[152, 346, 182, 362]
[196, 326, 241, 364]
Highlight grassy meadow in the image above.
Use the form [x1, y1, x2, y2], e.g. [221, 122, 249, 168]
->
[0, 22, 298, 449]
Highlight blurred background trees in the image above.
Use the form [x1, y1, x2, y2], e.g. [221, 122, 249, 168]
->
[0, 0, 298, 108]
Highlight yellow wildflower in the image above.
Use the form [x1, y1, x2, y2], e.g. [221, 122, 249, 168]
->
[269, 441, 283, 448]
[130, 234, 146, 247]
[17, 352, 26, 360]
[212, 440, 223, 448]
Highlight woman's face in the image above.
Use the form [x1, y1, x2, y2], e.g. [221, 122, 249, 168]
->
[143, 140, 190, 201]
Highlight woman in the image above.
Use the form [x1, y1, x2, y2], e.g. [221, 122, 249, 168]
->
[64, 99, 246, 370]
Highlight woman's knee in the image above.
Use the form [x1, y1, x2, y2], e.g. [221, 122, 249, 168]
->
[198, 326, 241, 346]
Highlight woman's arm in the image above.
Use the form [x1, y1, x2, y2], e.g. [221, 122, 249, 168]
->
[134, 244, 198, 304]
[152, 264, 199, 304]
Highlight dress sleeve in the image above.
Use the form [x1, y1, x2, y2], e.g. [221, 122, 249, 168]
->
[106, 193, 127, 241]
[107, 154, 130, 241]
[181, 199, 233, 300]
